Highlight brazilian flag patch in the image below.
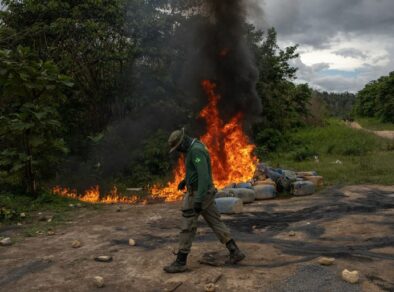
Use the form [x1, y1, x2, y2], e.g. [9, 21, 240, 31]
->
[194, 157, 201, 164]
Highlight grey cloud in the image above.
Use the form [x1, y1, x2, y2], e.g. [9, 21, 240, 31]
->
[293, 57, 392, 93]
[334, 48, 367, 59]
[256, 0, 394, 92]
[263, 0, 394, 47]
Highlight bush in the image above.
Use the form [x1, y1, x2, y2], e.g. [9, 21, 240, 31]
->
[291, 147, 318, 162]
[255, 128, 285, 152]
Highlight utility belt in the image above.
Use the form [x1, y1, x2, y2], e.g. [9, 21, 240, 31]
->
[186, 183, 198, 194]
[187, 183, 216, 196]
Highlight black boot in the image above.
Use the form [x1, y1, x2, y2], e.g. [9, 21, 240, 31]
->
[163, 252, 188, 273]
[226, 239, 245, 264]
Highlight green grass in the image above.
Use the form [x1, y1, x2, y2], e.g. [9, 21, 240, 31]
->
[357, 117, 394, 131]
[268, 119, 394, 185]
[0, 191, 99, 236]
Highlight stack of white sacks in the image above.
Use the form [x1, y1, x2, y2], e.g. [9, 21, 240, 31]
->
[215, 164, 324, 214]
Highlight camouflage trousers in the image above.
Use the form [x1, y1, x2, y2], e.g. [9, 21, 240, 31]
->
[178, 188, 232, 254]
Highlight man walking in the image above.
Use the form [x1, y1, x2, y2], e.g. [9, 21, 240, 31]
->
[164, 128, 245, 273]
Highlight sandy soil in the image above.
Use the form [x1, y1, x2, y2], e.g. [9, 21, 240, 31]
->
[349, 122, 394, 140]
[0, 185, 393, 292]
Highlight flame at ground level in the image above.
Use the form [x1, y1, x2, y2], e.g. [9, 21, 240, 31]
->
[53, 186, 139, 204]
[151, 80, 257, 202]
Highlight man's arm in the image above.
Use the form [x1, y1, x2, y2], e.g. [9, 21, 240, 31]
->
[191, 149, 210, 203]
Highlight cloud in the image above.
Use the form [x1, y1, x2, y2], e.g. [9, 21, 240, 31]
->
[334, 48, 367, 59]
[257, 0, 394, 92]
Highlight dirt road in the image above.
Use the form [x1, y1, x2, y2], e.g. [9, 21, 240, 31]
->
[349, 122, 394, 140]
[1, 185, 393, 291]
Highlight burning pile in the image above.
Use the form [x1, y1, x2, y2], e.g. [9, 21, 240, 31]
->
[53, 0, 262, 204]
[151, 80, 257, 202]
[54, 80, 258, 204]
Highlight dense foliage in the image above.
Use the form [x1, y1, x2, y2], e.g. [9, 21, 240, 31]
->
[354, 72, 394, 123]
[313, 90, 356, 119]
[249, 28, 312, 153]
[0, 0, 315, 193]
[0, 47, 73, 195]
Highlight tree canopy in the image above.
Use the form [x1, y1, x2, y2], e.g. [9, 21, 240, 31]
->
[0, 0, 316, 193]
[354, 72, 394, 123]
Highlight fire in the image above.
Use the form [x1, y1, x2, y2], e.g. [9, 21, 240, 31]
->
[54, 80, 257, 204]
[53, 185, 139, 204]
[150, 156, 186, 202]
[151, 80, 257, 201]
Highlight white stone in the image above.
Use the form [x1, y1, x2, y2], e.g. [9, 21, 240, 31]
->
[205, 283, 217, 292]
[342, 269, 359, 284]
[128, 239, 136, 246]
[94, 276, 105, 288]
[0, 237, 12, 246]
[72, 240, 82, 248]
[318, 257, 335, 266]
[95, 256, 112, 262]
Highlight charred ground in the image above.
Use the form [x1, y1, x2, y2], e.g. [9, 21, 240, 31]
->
[1, 185, 393, 291]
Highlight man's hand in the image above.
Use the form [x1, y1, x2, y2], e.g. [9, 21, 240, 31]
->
[193, 202, 203, 214]
[177, 179, 186, 191]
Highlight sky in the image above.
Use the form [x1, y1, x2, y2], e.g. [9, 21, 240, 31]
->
[255, 0, 394, 92]
[1, 1, 392, 93]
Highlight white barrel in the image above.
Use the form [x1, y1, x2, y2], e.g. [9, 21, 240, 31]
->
[227, 188, 255, 203]
[253, 184, 276, 200]
[291, 181, 315, 196]
[215, 197, 243, 214]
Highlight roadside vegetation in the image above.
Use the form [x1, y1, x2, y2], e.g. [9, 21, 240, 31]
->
[267, 119, 394, 186]
[357, 117, 394, 131]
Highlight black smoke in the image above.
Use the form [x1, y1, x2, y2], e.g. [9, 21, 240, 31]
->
[55, 0, 262, 190]
[180, 0, 262, 130]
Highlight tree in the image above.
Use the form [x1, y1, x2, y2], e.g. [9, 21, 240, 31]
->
[354, 72, 394, 123]
[0, 0, 136, 152]
[248, 27, 312, 152]
[0, 47, 73, 195]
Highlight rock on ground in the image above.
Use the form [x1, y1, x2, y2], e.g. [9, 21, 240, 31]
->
[93, 276, 105, 288]
[71, 240, 81, 248]
[0, 237, 12, 246]
[342, 269, 360, 284]
[318, 257, 335, 266]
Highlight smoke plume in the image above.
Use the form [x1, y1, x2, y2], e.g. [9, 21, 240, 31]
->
[182, 0, 262, 130]
[56, 0, 262, 189]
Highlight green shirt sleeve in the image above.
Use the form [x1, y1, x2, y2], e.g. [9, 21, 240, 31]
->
[191, 148, 210, 203]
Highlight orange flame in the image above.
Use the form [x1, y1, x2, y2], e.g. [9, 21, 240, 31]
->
[151, 80, 257, 201]
[53, 185, 139, 204]
[54, 80, 257, 204]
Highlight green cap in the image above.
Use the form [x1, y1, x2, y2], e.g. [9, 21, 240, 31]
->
[168, 128, 185, 153]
